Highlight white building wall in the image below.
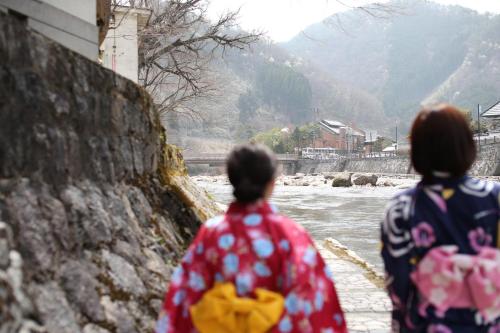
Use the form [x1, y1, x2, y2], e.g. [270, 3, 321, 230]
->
[102, 10, 140, 83]
[41, 0, 96, 24]
[0, 0, 98, 59]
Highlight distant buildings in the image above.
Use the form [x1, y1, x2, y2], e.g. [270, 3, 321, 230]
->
[306, 120, 400, 155]
[101, 6, 151, 83]
[315, 120, 365, 151]
[363, 130, 379, 155]
[482, 101, 500, 120]
[482, 101, 500, 131]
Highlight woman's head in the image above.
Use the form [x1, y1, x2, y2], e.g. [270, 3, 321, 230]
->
[410, 104, 476, 179]
[226, 144, 278, 203]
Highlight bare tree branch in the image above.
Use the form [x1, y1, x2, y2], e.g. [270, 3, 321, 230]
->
[111, 0, 262, 119]
[299, 1, 406, 41]
[331, 1, 407, 19]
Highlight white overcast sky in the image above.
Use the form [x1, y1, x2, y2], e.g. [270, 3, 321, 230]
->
[208, 0, 500, 41]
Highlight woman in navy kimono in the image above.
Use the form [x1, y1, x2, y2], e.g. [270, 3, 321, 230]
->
[381, 105, 500, 332]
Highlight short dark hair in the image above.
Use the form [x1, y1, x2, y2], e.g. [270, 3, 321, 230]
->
[410, 104, 476, 179]
[226, 144, 277, 203]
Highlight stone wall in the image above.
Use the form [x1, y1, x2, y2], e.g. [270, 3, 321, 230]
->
[295, 159, 346, 174]
[293, 144, 500, 176]
[344, 157, 412, 174]
[294, 157, 410, 175]
[0, 12, 219, 333]
[470, 144, 500, 176]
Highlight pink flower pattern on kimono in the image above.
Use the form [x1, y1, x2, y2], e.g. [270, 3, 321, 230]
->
[411, 222, 436, 248]
[489, 323, 500, 333]
[468, 227, 493, 253]
[389, 292, 403, 310]
[428, 324, 453, 333]
[382, 177, 500, 332]
[411, 245, 500, 323]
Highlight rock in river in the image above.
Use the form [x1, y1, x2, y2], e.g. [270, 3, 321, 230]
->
[331, 173, 353, 187]
[352, 173, 378, 186]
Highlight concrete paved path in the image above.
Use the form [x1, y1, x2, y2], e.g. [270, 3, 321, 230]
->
[316, 241, 392, 332]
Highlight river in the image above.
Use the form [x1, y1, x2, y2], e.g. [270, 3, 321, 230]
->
[196, 180, 405, 272]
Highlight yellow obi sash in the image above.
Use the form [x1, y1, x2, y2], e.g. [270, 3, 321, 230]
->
[190, 282, 285, 333]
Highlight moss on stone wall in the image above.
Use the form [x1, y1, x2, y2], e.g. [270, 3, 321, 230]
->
[159, 143, 222, 222]
[0, 11, 219, 333]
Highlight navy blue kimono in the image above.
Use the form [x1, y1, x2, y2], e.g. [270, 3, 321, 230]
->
[381, 176, 500, 332]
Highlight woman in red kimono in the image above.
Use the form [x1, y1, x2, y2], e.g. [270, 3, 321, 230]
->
[156, 144, 347, 333]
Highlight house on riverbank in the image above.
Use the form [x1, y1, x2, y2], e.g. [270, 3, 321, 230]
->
[316, 119, 366, 151]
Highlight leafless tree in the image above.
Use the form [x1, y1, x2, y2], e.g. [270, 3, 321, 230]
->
[112, 0, 261, 120]
[332, 1, 406, 19]
[109, 0, 399, 119]
[303, 1, 406, 39]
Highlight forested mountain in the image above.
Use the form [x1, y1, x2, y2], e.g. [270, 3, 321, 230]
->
[168, 39, 387, 150]
[284, 0, 500, 128]
[169, 0, 500, 151]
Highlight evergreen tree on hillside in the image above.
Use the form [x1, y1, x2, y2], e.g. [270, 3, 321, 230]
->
[238, 90, 259, 122]
[256, 63, 313, 123]
[283, 0, 500, 128]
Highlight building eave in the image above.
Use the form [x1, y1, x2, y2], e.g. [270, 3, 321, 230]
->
[112, 6, 152, 29]
[482, 101, 500, 118]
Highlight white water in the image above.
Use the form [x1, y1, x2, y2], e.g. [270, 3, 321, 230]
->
[196, 181, 404, 272]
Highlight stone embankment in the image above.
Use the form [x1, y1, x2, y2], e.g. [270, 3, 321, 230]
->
[0, 12, 219, 333]
[295, 144, 500, 177]
[317, 239, 391, 332]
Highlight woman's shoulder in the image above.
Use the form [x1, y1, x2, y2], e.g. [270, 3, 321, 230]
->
[382, 187, 422, 239]
[382, 188, 418, 257]
[269, 213, 306, 231]
[200, 206, 307, 235]
[264, 211, 313, 243]
[385, 187, 419, 218]
[458, 177, 500, 199]
[201, 214, 227, 234]
[198, 214, 229, 241]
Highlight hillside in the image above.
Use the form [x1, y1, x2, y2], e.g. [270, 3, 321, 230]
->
[167, 40, 388, 152]
[284, 0, 500, 129]
[167, 0, 500, 151]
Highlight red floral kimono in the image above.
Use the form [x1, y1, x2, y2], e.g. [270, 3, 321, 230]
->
[156, 201, 347, 333]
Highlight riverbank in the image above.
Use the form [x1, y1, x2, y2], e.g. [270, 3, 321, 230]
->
[194, 173, 500, 188]
[193, 172, 421, 189]
[317, 240, 391, 332]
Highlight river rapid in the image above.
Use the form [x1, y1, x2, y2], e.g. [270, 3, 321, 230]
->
[196, 179, 407, 272]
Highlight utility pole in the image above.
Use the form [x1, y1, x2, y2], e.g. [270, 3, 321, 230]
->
[395, 126, 398, 155]
[312, 107, 319, 149]
[345, 130, 348, 157]
[370, 131, 373, 157]
[477, 104, 481, 153]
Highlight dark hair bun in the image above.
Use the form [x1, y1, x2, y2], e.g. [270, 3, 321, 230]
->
[226, 144, 277, 203]
[233, 178, 265, 203]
